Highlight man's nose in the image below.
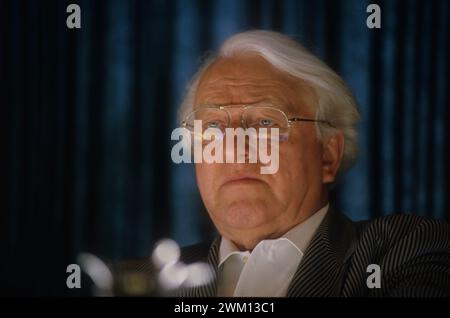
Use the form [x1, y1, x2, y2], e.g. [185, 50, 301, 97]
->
[226, 109, 246, 129]
[224, 123, 255, 164]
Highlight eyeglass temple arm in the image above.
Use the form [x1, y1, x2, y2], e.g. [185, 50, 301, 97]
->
[288, 117, 334, 127]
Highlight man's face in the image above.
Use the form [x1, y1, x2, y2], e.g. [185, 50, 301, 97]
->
[194, 55, 342, 250]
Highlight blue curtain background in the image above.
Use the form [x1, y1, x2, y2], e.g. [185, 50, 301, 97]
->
[2, 0, 449, 295]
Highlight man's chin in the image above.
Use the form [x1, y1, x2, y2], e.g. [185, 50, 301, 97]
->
[214, 201, 273, 230]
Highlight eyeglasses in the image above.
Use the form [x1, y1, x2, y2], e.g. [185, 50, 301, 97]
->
[181, 105, 333, 142]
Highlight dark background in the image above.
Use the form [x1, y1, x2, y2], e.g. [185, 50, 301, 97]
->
[2, 0, 449, 296]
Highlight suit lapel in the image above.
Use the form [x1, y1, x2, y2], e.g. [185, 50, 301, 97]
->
[183, 237, 220, 297]
[286, 207, 357, 297]
[181, 207, 357, 297]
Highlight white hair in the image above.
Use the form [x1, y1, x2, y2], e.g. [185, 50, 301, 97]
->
[178, 30, 360, 174]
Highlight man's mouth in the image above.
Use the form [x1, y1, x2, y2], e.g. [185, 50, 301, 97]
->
[222, 174, 266, 186]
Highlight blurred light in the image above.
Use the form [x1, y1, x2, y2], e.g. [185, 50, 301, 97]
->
[183, 262, 214, 288]
[152, 239, 181, 269]
[158, 261, 188, 290]
[78, 253, 113, 296]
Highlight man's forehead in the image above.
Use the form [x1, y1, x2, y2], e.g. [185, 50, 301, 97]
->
[195, 55, 316, 114]
[195, 88, 297, 114]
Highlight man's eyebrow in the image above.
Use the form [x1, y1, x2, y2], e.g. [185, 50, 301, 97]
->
[194, 101, 299, 116]
[252, 99, 299, 114]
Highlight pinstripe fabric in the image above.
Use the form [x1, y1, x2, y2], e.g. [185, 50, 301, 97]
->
[285, 208, 358, 296]
[177, 237, 221, 297]
[177, 208, 450, 297]
[114, 208, 450, 297]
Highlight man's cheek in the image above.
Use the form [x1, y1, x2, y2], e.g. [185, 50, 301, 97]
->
[278, 148, 300, 173]
[196, 165, 217, 192]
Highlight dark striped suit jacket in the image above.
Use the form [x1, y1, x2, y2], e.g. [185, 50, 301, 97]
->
[113, 208, 450, 297]
[176, 208, 450, 297]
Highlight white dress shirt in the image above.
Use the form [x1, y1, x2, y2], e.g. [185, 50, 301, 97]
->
[217, 204, 329, 297]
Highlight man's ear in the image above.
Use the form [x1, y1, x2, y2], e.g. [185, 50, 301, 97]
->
[322, 131, 344, 184]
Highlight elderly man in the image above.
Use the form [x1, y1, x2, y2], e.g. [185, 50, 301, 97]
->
[169, 30, 450, 297]
[116, 30, 449, 297]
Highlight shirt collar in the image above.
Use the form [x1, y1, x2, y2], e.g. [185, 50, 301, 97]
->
[218, 203, 329, 267]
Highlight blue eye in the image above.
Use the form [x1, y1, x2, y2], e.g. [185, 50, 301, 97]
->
[260, 119, 273, 127]
[208, 121, 220, 128]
